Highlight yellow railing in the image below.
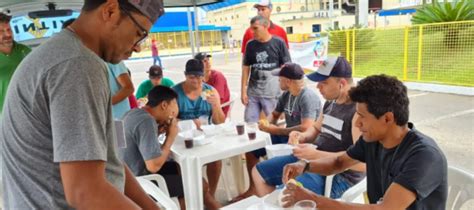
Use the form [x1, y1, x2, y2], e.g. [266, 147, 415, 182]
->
[289, 20, 474, 87]
[131, 30, 226, 58]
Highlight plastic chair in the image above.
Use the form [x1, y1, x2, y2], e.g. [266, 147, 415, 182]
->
[339, 177, 367, 203]
[138, 174, 180, 206]
[220, 92, 237, 121]
[446, 166, 474, 210]
[136, 176, 179, 210]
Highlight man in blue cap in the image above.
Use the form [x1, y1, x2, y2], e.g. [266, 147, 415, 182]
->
[1, 0, 165, 209]
[252, 57, 366, 199]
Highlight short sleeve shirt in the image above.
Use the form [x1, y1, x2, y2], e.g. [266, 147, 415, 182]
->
[347, 123, 448, 209]
[107, 62, 131, 119]
[274, 87, 321, 127]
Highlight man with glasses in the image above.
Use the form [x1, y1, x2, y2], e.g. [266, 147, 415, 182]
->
[0, 12, 31, 117]
[1, 0, 164, 209]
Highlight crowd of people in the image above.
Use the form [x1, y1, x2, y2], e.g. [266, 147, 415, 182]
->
[0, 0, 448, 210]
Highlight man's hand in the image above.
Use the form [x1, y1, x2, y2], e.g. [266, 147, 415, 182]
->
[165, 117, 178, 143]
[293, 144, 319, 160]
[288, 131, 304, 145]
[281, 182, 318, 208]
[241, 92, 249, 105]
[206, 90, 220, 107]
[282, 161, 306, 184]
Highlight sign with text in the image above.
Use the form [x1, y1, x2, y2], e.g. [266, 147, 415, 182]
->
[10, 12, 80, 42]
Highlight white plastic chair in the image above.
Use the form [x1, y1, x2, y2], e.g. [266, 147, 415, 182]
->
[339, 177, 367, 203]
[137, 175, 179, 210]
[447, 166, 474, 210]
[221, 92, 237, 121]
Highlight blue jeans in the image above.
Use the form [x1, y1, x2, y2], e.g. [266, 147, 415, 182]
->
[256, 154, 353, 199]
[153, 56, 162, 67]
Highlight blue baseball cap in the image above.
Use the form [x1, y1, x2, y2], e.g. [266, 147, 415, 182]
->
[306, 56, 352, 82]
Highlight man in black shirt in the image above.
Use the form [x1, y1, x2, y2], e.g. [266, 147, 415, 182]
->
[281, 74, 447, 210]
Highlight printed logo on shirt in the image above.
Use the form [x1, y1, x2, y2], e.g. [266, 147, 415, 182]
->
[256, 51, 269, 63]
[321, 114, 344, 141]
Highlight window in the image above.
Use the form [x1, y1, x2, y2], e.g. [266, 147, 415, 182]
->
[286, 26, 293, 34]
[312, 24, 321, 33]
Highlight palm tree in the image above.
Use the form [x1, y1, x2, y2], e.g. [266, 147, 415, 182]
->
[411, 0, 473, 24]
[411, 0, 474, 48]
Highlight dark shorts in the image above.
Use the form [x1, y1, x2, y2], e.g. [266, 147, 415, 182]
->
[153, 161, 184, 198]
[251, 134, 289, 158]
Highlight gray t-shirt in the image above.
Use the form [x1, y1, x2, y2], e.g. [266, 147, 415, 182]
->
[243, 36, 291, 98]
[0, 30, 125, 209]
[274, 87, 321, 128]
[118, 109, 162, 176]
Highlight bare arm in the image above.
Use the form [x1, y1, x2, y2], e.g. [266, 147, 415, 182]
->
[208, 89, 225, 124]
[290, 112, 323, 144]
[283, 152, 360, 183]
[112, 73, 135, 105]
[124, 165, 160, 209]
[263, 118, 314, 136]
[283, 181, 416, 210]
[60, 161, 141, 210]
[241, 65, 250, 105]
[145, 118, 178, 173]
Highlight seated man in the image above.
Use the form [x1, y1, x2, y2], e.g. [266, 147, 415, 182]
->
[172, 59, 226, 198]
[252, 57, 365, 199]
[194, 52, 231, 118]
[118, 86, 221, 210]
[239, 63, 322, 198]
[135, 65, 175, 100]
[281, 74, 448, 210]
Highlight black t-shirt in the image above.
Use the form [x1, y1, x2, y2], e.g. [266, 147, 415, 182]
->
[243, 36, 291, 98]
[347, 123, 447, 209]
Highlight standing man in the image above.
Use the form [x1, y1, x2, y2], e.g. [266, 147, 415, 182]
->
[195, 52, 231, 118]
[281, 75, 448, 210]
[241, 0, 288, 54]
[151, 39, 162, 67]
[1, 0, 165, 209]
[108, 61, 134, 119]
[0, 12, 31, 116]
[236, 15, 291, 202]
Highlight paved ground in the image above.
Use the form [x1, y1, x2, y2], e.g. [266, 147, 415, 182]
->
[124, 52, 474, 207]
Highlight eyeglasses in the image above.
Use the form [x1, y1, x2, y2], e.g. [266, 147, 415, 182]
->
[120, 6, 148, 47]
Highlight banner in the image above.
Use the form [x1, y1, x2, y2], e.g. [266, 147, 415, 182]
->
[10, 12, 79, 42]
[289, 36, 328, 73]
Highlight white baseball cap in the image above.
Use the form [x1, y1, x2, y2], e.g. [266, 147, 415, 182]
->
[254, 0, 273, 9]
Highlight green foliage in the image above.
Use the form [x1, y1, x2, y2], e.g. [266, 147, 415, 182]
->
[411, 0, 474, 24]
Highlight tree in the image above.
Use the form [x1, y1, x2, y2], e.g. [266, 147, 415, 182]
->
[411, 0, 473, 24]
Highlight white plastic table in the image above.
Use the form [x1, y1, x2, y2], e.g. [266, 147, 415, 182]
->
[171, 127, 271, 210]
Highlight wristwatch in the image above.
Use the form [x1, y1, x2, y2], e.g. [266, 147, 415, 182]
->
[301, 159, 310, 172]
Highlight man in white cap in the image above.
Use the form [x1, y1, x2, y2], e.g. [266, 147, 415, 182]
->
[1, 0, 165, 209]
[241, 0, 289, 54]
